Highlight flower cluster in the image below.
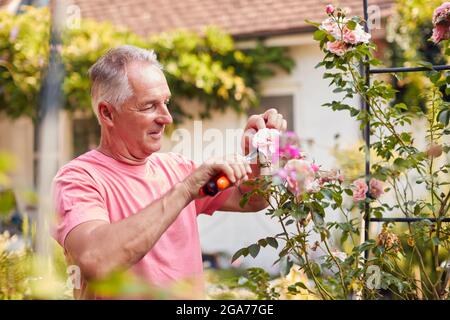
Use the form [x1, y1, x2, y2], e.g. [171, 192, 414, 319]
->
[252, 129, 384, 204]
[431, 2, 450, 43]
[320, 5, 371, 56]
[351, 178, 384, 202]
[252, 128, 280, 158]
[376, 226, 403, 254]
[253, 130, 345, 199]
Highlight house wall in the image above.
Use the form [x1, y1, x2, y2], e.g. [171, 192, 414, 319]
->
[0, 111, 73, 204]
[0, 115, 34, 191]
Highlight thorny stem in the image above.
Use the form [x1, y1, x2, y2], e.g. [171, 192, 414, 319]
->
[323, 239, 349, 298]
[267, 191, 333, 300]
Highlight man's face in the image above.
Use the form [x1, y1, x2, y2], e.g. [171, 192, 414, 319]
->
[111, 61, 172, 158]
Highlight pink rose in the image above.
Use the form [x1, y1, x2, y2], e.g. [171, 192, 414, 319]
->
[318, 169, 342, 185]
[284, 159, 316, 196]
[306, 180, 321, 193]
[278, 144, 301, 160]
[273, 131, 303, 164]
[433, 2, 450, 25]
[252, 128, 280, 157]
[343, 24, 371, 44]
[431, 2, 450, 43]
[310, 164, 320, 172]
[282, 131, 301, 146]
[432, 24, 450, 43]
[326, 4, 335, 15]
[326, 40, 348, 56]
[321, 18, 341, 39]
[343, 27, 358, 44]
[369, 178, 384, 199]
[352, 178, 368, 202]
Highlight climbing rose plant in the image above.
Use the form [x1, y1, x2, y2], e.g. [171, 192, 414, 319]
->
[232, 5, 450, 300]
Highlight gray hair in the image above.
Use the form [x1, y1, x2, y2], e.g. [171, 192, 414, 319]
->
[88, 45, 163, 119]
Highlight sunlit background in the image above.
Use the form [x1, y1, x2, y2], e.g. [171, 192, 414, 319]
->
[0, 0, 449, 299]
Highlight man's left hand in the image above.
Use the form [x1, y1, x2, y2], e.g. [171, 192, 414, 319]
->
[241, 108, 287, 179]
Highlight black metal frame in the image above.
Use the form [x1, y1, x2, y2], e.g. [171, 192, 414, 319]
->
[361, 0, 450, 259]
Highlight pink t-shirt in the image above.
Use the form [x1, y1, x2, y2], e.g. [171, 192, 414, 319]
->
[52, 149, 232, 298]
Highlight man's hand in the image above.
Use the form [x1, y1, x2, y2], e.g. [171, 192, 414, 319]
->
[213, 109, 288, 213]
[182, 154, 252, 200]
[242, 108, 287, 176]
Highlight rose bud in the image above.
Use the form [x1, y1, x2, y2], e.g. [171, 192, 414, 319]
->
[426, 143, 443, 158]
[326, 4, 335, 14]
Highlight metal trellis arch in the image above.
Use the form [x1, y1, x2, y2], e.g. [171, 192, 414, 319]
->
[361, 0, 450, 264]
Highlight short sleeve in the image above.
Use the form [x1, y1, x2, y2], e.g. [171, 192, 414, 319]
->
[52, 165, 110, 248]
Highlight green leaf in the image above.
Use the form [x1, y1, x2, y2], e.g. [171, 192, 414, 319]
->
[313, 30, 326, 41]
[393, 158, 411, 169]
[332, 191, 343, 206]
[432, 237, 440, 246]
[0, 189, 16, 216]
[257, 239, 268, 247]
[430, 72, 441, 84]
[312, 211, 324, 227]
[279, 256, 293, 277]
[417, 61, 433, 70]
[400, 132, 411, 143]
[321, 189, 333, 199]
[273, 208, 284, 217]
[266, 237, 279, 249]
[354, 240, 376, 253]
[239, 193, 251, 208]
[369, 58, 381, 66]
[231, 247, 249, 263]
[294, 281, 308, 290]
[248, 244, 260, 258]
[304, 19, 321, 27]
[394, 103, 408, 111]
[437, 109, 450, 126]
[346, 20, 357, 30]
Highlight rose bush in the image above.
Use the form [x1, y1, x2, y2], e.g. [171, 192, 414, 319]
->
[231, 4, 450, 300]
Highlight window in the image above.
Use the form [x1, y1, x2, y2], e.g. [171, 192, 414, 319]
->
[72, 116, 100, 157]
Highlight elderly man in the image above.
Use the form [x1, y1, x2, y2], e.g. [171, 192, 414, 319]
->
[53, 45, 287, 299]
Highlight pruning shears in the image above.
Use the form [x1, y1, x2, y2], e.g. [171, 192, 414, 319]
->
[199, 149, 259, 197]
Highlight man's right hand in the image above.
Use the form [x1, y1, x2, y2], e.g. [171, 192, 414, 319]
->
[182, 154, 252, 200]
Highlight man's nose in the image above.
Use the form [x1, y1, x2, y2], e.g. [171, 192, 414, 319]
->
[156, 105, 173, 125]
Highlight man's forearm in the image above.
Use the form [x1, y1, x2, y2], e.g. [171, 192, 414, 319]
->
[74, 182, 192, 280]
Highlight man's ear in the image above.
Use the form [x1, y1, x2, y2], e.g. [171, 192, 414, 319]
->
[97, 101, 115, 127]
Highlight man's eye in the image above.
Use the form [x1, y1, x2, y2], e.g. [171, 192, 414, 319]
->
[142, 105, 155, 111]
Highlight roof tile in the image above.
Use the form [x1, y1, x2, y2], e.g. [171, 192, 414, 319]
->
[60, 1, 396, 39]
